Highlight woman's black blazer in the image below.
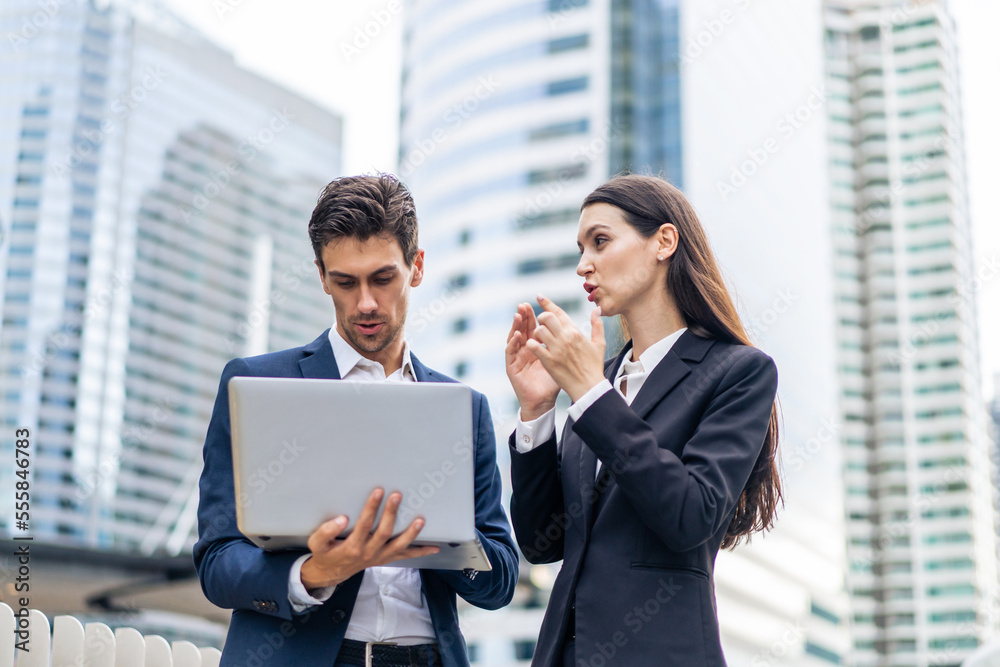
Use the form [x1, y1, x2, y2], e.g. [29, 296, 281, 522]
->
[509, 329, 778, 666]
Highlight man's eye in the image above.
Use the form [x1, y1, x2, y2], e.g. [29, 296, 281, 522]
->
[375, 278, 392, 285]
[337, 281, 354, 288]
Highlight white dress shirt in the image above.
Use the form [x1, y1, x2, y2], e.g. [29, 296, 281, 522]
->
[286, 327, 437, 645]
[514, 328, 688, 465]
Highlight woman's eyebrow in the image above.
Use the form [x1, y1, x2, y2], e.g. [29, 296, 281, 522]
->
[579, 223, 612, 243]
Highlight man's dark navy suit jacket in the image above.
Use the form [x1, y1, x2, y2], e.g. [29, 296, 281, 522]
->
[510, 330, 778, 666]
[194, 330, 518, 667]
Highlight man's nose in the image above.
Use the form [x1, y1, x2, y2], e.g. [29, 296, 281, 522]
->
[358, 285, 378, 312]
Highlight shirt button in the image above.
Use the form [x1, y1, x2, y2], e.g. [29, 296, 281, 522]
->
[523, 435, 530, 444]
[382, 585, 390, 595]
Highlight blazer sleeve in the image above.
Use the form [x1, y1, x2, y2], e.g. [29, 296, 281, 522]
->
[571, 348, 777, 553]
[430, 393, 519, 610]
[192, 358, 308, 621]
[507, 429, 564, 564]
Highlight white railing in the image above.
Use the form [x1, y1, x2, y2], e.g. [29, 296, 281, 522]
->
[0, 602, 221, 667]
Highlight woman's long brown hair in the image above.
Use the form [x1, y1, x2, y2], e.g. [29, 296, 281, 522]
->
[582, 174, 782, 549]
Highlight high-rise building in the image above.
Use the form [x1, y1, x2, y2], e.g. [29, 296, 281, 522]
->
[0, 0, 342, 554]
[401, 0, 848, 664]
[990, 374, 1000, 495]
[825, 0, 999, 664]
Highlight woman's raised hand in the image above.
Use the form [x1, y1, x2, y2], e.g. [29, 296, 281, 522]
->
[506, 302, 560, 421]
[526, 295, 607, 403]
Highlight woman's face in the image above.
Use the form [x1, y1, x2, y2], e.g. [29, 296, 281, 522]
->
[576, 202, 663, 317]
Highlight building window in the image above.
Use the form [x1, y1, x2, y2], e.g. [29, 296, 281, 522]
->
[557, 299, 581, 314]
[547, 76, 588, 96]
[860, 26, 880, 40]
[811, 602, 841, 625]
[547, 34, 589, 54]
[515, 207, 578, 231]
[805, 642, 841, 665]
[529, 119, 589, 141]
[928, 637, 977, 650]
[447, 274, 470, 290]
[517, 253, 579, 275]
[514, 640, 536, 660]
[929, 610, 976, 622]
[547, 0, 587, 12]
[527, 163, 587, 185]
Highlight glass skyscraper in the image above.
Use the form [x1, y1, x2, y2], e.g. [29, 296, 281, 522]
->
[0, 0, 342, 554]
[825, 0, 999, 664]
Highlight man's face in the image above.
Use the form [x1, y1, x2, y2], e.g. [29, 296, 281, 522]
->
[316, 234, 424, 363]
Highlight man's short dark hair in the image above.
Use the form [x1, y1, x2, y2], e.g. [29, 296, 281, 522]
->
[309, 173, 419, 270]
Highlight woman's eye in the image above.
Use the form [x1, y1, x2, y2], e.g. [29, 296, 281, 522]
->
[595, 237, 608, 247]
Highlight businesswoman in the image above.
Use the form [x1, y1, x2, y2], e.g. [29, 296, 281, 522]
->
[505, 174, 781, 666]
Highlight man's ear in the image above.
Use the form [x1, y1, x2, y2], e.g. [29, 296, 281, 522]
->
[315, 258, 331, 295]
[410, 249, 426, 288]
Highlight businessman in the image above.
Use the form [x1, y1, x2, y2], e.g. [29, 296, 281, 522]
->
[194, 173, 518, 667]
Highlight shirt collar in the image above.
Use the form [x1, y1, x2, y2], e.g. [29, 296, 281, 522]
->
[327, 326, 415, 380]
[616, 327, 688, 378]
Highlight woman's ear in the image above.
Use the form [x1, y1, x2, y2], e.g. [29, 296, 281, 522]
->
[657, 223, 680, 261]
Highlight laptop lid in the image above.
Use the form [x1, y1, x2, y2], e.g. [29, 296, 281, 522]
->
[228, 377, 476, 553]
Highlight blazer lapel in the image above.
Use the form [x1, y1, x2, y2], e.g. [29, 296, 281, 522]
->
[578, 344, 631, 535]
[409, 353, 438, 384]
[626, 330, 715, 420]
[588, 331, 717, 524]
[297, 329, 342, 380]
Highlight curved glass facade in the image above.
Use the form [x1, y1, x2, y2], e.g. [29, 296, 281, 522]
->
[0, 0, 341, 552]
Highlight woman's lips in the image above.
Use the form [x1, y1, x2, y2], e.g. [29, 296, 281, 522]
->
[584, 283, 597, 302]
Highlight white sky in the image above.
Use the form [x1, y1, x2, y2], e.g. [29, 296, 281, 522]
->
[160, 0, 1000, 397]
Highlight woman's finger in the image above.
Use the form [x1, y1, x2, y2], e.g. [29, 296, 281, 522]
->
[590, 306, 605, 348]
[536, 293, 574, 327]
[505, 331, 525, 366]
[506, 311, 522, 343]
[531, 321, 557, 348]
[523, 303, 539, 334]
[525, 337, 551, 362]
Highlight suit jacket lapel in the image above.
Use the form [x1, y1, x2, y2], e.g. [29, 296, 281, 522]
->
[297, 329, 342, 380]
[586, 331, 717, 524]
[410, 353, 438, 384]
[627, 329, 715, 420]
[578, 344, 631, 535]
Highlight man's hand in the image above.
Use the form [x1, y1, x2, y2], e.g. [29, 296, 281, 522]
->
[300, 488, 439, 590]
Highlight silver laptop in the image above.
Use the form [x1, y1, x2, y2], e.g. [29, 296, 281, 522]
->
[228, 376, 492, 571]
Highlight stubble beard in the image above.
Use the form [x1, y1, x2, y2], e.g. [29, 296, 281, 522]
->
[343, 315, 406, 356]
